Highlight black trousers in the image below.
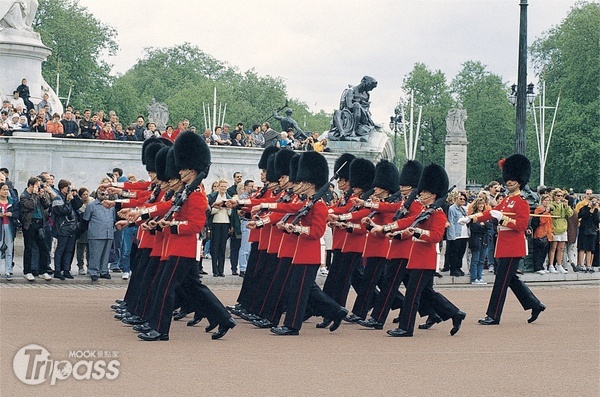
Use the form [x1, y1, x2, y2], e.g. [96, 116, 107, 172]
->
[283, 265, 343, 331]
[398, 269, 459, 333]
[249, 252, 279, 313]
[324, 251, 362, 308]
[237, 242, 259, 308]
[229, 236, 241, 273]
[54, 235, 76, 272]
[147, 256, 230, 335]
[352, 256, 387, 319]
[132, 256, 161, 318]
[123, 248, 151, 308]
[23, 220, 50, 276]
[258, 257, 293, 325]
[486, 257, 541, 322]
[446, 238, 468, 273]
[532, 239, 549, 272]
[211, 223, 229, 275]
[246, 249, 270, 313]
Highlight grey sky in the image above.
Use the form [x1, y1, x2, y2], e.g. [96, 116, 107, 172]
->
[78, 0, 579, 125]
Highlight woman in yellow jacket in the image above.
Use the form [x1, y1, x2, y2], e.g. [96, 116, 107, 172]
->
[548, 189, 573, 273]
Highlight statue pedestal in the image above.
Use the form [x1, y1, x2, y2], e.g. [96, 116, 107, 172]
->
[0, 30, 63, 115]
[325, 128, 393, 163]
[444, 135, 468, 190]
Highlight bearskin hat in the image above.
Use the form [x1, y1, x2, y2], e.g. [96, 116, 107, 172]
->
[334, 153, 355, 181]
[296, 151, 329, 190]
[265, 154, 278, 183]
[399, 160, 423, 187]
[289, 154, 301, 183]
[173, 131, 211, 173]
[165, 148, 179, 181]
[501, 154, 531, 187]
[349, 158, 375, 192]
[274, 149, 296, 179]
[155, 146, 171, 182]
[258, 146, 280, 170]
[141, 137, 172, 164]
[373, 160, 400, 193]
[417, 163, 449, 198]
[144, 142, 164, 173]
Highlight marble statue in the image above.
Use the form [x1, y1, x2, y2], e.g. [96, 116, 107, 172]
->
[329, 75, 377, 142]
[147, 98, 169, 131]
[0, 0, 37, 31]
[445, 103, 467, 136]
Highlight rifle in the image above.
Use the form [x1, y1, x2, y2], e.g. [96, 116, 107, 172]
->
[282, 160, 348, 227]
[163, 163, 211, 221]
[255, 187, 293, 218]
[363, 192, 401, 231]
[391, 188, 419, 221]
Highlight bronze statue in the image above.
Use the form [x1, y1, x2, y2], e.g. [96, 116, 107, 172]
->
[273, 108, 308, 140]
[329, 76, 378, 142]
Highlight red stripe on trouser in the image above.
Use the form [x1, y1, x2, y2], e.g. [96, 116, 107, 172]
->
[291, 266, 307, 327]
[141, 264, 161, 317]
[377, 260, 403, 322]
[406, 271, 424, 330]
[358, 258, 383, 314]
[260, 259, 281, 314]
[156, 257, 181, 331]
[493, 258, 514, 320]
[271, 262, 292, 319]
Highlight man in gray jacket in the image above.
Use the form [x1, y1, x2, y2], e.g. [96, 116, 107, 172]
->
[83, 189, 115, 281]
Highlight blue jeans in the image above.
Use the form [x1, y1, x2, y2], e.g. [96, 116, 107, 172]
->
[2, 223, 14, 274]
[470, 246, 488, 281]
[238, 222, 251, 272]
[118, 225, 137, 273]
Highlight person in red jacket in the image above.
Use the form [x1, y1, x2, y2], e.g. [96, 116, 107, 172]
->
[387, 163, 466, 337]
[271, 152, 348, 335]
[459, 154, 546, 325]
[138, 131, 236, 341]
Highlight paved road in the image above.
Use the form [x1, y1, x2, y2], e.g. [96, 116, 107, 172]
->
[1, 284, 598, 396]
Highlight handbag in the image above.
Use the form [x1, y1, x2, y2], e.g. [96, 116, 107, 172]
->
[58, 216, 79, 236]
[534, 236, 548, 244]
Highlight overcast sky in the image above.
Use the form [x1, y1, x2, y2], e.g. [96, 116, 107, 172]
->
[78, 0, 579, 125]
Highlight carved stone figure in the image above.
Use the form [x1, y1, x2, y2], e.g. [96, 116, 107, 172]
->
[147, 98, 169, 131]
[445, 103, 467, 136]
[0, 0, 38, 31]
[273, 108, 308, 140]
[329, 76, 377, 142]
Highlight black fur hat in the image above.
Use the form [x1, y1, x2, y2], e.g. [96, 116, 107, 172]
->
[155, 146, 170, 182]
[349, 158, 375, 192]
[501, 154, 531, 187]
[296, 151, 329, 190]
[165, 148, 179, 180]
[258, 146, 280, 170]
[144, 142, 164, 173]
[275, 149, 296, 179]
[289, 154, 301, 183]
[265, 154, 278, 183]
[373, 160, 400, 193]
[334, 153, 355, 181]
[399, 160, 423, 187]
[417, 163, 449, 198]
[173, 131, 211, 173]
[142, 137, 172, 165]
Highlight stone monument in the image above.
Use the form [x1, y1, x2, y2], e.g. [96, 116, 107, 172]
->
[273, 108, 308, 140]
[147, 98, 169, 131]
[328, 76, 378, 142]
[444, 103, 468, 190]
[0, 0, 63, 115]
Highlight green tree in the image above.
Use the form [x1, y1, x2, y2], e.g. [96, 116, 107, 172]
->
[398, 63, 453, 165]
[451, 61, 515, 185]
[34, 0, 118, 110]
[530, 2, 600, 191]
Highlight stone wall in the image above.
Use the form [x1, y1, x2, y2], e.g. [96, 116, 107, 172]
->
[0, 135, 391, 192]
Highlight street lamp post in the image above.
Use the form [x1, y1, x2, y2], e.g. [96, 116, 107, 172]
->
[515, 0, 529, 155]
[389, 113, 402, 166]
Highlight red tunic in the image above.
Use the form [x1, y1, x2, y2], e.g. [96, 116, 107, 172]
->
[164, 190, 207, 258]
[117, 180, 152, 190]
[476, 194, 529, 258]
[292, 201, 327, 265]
[340, 207, 369, 253]
[406, 208, 446, 270]
[328, 193, 355, 250]
[386, 200, 423, 260]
